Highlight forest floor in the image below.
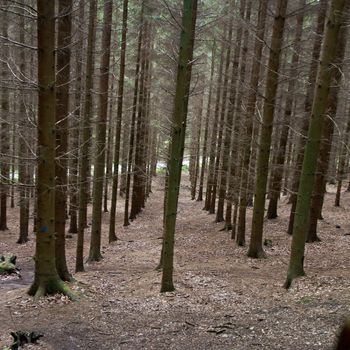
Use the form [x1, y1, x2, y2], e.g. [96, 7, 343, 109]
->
[0, 175, 349, 350]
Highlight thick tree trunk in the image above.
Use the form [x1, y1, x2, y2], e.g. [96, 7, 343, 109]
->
[247, 0, 288, 258]
[29, 0, 74, 300]
[284, 0, 347, 289]
[161, 0, 198, 293]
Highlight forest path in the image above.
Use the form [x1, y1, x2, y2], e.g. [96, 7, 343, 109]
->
[0, 175, 350, 349]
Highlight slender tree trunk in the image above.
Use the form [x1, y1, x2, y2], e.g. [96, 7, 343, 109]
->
[55, 0, 73, 281]
[103, 77, 115, 213]
[266, 0, 305, 219]
[237, 0, 268, 243]
[76, 0, 97, 272]
[284, 0, 347, 289]
[308, 21, 348, 241]
[334, 113, 350, 207]
[0, 5, 9, 231]
[204, 42, 225, 211]
[29, 0, 74, 300]
[109, 0, 128, 241]
[229, 0, 251, 240]
[88, 0, 113, 262]
[68, 0, 84, 234]
[214, 10, 235, 222]
[17, 9, 29, 244]
[124, 3, 144, 226]
[247, 0, 288, 259]
[161, 0, 198, 293]
[197, 43, 215, 202]
[190, 94, 204, 200]
[287, 0, 327, 234]
[130, 19, 151, 220]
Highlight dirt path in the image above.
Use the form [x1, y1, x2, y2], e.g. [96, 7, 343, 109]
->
[0, 176, 349, 349]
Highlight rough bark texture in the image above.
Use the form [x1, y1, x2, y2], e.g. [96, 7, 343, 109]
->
[266, 0, 305, 219]
[214, 10, 234, 222]
[284, 0, 347, 289]
[287, 0, 327, 234]
[197, 44, 215, 202]
[68, 0, 84, 235]
[55, 0, 73, 281]
[88, 0, 113, 262]
[0, 4, 9, 231]
[124, 2, 144, 227]
[29, 0, 74, 300]
[76, 0, 97, 272]
[161, 0, 198, 293]
[237, 0, 268, 244]
[108, 0, 128, 240]
[308, 19, 348, 241]
[248, 0, 288, 258]
[17, 7, 29, 244]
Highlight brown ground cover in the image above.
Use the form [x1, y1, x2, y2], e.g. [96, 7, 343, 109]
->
[0, 177, 349, 349]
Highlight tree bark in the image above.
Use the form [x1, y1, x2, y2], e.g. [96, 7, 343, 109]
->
[0, 4, 9, 231]
[88, 0, 113, 262]
[29, 0, 74, 300]
[109, 0, 128, 241]
[161, 0, 198, 293]
[284, 0, 347, 289]
[76, 0, 97, 272]
[287, 0, 327, 234]
[55, 0, 73, 281]
[248, 0, 288, 258]
[266, 0, 305, 219]
[237, 0, 268, 244]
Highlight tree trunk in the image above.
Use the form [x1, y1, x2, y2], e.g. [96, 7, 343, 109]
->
[308, 19, 348, 241]
[88, 0, 113, 262]
[124, 2, 144, 227]
[287, 0, 327, 234]
[266, 0, 305, 219]
[228, 0, 251, 240]
[284, 0, 347, 289]
[68, 0, 84, 235]
[76, 0, 97, 272]
[0, 4, 9, 231]
[334, 113, 350, 207]
[17, 8, 29, 244]
[29, 0, 74, 300]
[237, 0, 268, 243]
[197, 43, 215, 202]
[55, 0, 73, 281]
[247, 0, 288, 258]
[161, 0, 198, 293]
[109, 0, 128, 241]
[214, 8, 235, 222]
[204, 42, 225, 211]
